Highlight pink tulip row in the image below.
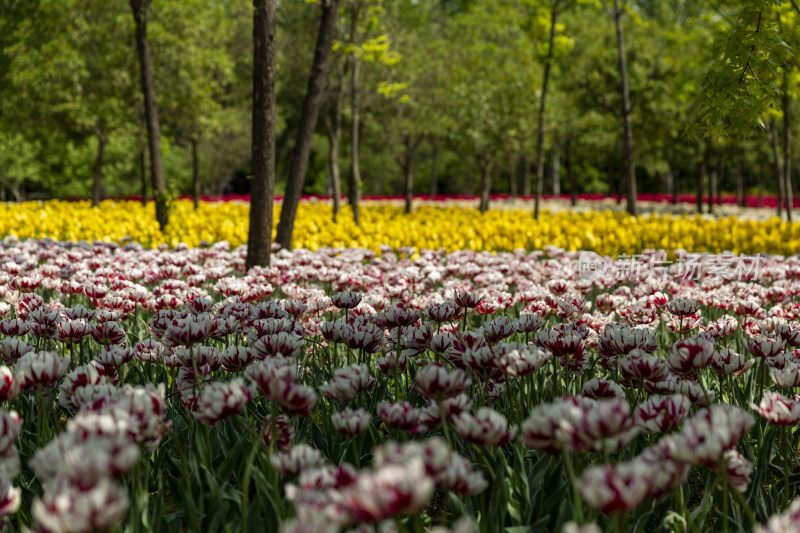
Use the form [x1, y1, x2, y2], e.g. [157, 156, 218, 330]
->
[117, 193, 800, 209]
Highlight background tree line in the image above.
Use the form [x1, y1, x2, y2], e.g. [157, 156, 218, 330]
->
[1, 0, 799, 222]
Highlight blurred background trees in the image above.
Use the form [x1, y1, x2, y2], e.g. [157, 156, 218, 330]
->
[0, 0, 797, 215]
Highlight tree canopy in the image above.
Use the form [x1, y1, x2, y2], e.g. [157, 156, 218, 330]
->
[0, 0, 797, 209]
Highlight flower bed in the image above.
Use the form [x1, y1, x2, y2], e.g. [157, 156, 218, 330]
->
[0, 240, 797, 531]
[2, 199, 800, 255]
[143, 193, 800, 209]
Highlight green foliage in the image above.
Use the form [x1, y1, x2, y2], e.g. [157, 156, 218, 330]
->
[693, 0, 789, 138]
[0, 0, 798, 202]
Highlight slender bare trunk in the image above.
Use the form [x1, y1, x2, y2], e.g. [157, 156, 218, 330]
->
[533, 0, 560, 220]
[191, 137, 200, 210]
[784, 74, 793, 222]
[139, 140, 147, 206]
[348, 6, 361, 226]
[429, 140, 439, 200]
[130, 0, 168, 230]
[736, 161, 744, 207]
[608, 163, 625, 205]
[613, 0, 637, 216]
[768, 120, 784, 218]
[326, 121, 342, 221]
[696, 157, 706, 214]
[552, 149, 560, 196]
[521, 155, 530, 196]
[478, 160, 492, 214]
[402, 134, 415, 214]
[664, 166, 672, 197]
[566, 138, 576, 206]
[708, 167, 714, 215]
[276, 0, 342, 248]
[325, 63, 344, 222]
[91, 130, 106, 208]
[509, 155, 517, 199]
[246, 0, 277, 269]
[669, 161, 678, 205]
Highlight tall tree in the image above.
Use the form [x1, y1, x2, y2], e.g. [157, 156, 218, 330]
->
[130, 0, 168, 229]
[767, 120, 785, 218]
[276, 0, 342, 249]
[533, 0, 561, 220]
[91, 125, 106, 206]
[348, 1, 362, 226]
[777, 8, 795, 222]
[246, 0, 277, 269]
[611, 0, 637, 216]
[324, 60, 345, 221]
[429, 139, 439, 200]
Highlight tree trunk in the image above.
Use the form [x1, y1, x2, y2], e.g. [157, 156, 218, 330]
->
[533, 0, 560, 220]
[403, 134, 414, 214]
[768, 120, 784, 218]
[429, 140, 439, 200]
[736, 161, 744, 207]
[521, 155, 530, 196]
[552, 149, 560, 196]
[276, 0, 341, 248]
[191, 137, 200, 210]
[478, 160, 492, 214]
[696, 157, 706, 214]
[669, 160, 678, 205]
[613, 0, 637, 216]
[325, 62, 345, 222]
[664, 166, 672, 197]
[246, 0, 277, 269]
[348, 5, 361, 227]
[138, 140, 147, 206]
[130, 0, 168, 230]
[326, 120, 342, 222]
[784, 73, 793, 222]
[708, 167, 714, 215]
[566, 138, 576, 206]
[509, 154, 518, 200]
[716, 163, 723, 206]
[91, 130, 106, 208]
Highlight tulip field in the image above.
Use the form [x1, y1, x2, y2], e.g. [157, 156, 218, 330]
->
[4, 198, 800, 255]
[2, 201, 800, 532]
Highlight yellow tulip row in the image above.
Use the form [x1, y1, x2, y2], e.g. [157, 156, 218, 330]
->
[0, 199, 797, 256]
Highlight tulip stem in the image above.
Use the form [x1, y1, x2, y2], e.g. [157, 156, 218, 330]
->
[241, 436, 260, 528]
[719, 460, 729, 533]
[674, 485, 687, 533]
[394, 327, 402, 401]
[729, 479, 756, 526]
[563, 452, 583, 523]
[782, 425, 791, 504]
[36, 387, 46, 447]
[351, 436, 360, 468]
[439, 405, 453, 448]
[698, 372, 713, 407]
[612, 511, 625, 533]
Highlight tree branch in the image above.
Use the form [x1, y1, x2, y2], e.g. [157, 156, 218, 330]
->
[737, 10, 762, 86]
